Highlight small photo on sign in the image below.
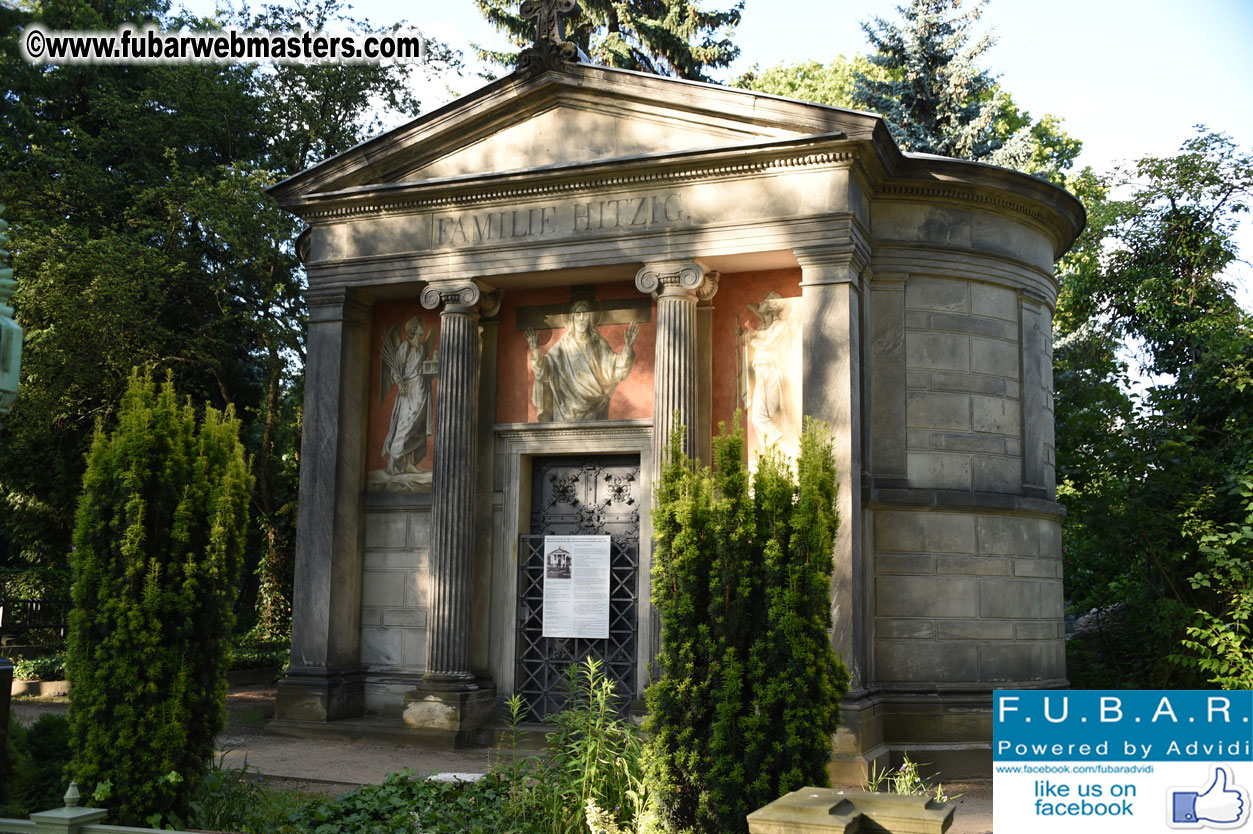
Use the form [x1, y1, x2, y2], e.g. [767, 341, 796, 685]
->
[546, 547, 572, 580]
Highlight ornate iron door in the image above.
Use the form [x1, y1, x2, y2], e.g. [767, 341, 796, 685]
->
[516, 454, 639, 720]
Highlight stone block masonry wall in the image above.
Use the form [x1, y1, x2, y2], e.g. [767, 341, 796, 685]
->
[360, 505, 431, 713]
[904, 277, 1023, 493]
[872, 508, 1065, 684]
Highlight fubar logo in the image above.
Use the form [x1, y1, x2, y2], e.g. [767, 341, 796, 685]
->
[994, 691, 1253, 833]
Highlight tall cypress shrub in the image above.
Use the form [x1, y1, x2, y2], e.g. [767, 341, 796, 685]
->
[67, 369, 252, 825]
[646, 423, 716, 829]
[646, 417, 848, 833]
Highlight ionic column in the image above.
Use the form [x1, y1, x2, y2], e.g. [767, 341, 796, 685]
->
[419, 280, 499, 690]
[636, 261, 717, 668]
[635, 261, 718, 475]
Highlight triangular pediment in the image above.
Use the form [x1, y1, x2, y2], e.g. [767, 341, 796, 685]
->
[271, 63, 883, 206]
[389, 95, 808, 183]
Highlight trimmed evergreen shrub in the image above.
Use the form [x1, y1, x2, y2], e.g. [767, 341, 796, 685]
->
[66, 369, 252, 825]
[646, 416, 848, 833]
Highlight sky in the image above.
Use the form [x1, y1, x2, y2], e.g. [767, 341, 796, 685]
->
[188, 0, 1253, 305]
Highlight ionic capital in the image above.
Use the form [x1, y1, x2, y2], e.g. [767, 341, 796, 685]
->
[420, 280, 501, 317]
[635, 261, 718, 302]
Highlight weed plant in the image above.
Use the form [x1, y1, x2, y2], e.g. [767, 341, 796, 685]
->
[185, 754, 318, 832]
[864, 753, 959, 804]
[504, 657, 653, 834]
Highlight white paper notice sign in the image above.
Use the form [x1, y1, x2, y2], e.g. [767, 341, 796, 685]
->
[541, 535, 611, 639]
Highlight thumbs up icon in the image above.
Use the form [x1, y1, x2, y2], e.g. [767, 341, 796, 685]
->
[1170, 766, 1249, 829]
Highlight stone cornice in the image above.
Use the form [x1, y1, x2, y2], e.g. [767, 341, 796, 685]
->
[291, 138, 860, 223]
[494, 419, 653, 441]
[287, 135, 1081, 261]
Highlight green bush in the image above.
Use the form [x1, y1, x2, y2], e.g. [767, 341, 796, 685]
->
[646, 417, 848, 833]
[66, 369, 253, 826]
[2, 713, 74, 815]
[228, 636, 291, 671]
[287, 770, 534, 834]
[12, 653, 65, 681]
[9, 634, 285, 682]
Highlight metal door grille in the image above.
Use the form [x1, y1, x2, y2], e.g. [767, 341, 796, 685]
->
[516, 454, 639, 720]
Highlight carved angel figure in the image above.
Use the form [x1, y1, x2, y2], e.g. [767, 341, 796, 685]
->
[738, 291, 801, 461]
[526, 299, 639, 422]
[379, 317, 437, 474]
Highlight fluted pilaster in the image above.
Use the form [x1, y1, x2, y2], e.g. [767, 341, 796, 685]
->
[636, 262, 717, 475]
[420, 280, 499, 690]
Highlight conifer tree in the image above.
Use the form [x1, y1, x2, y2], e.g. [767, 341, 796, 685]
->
[66, 370, 252, 825]
[645, 422, 716, 828]
[473, 0, 742, 81]
[646, 417, 847, 833]
[853, 0, 1002, 159]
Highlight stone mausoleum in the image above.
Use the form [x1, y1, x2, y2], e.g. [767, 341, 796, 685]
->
[269, 16, 1083, 778]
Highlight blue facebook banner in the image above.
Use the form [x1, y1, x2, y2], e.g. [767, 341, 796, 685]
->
[995, 691, 1253, 763]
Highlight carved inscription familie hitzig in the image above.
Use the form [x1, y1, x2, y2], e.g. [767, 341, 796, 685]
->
[433, 192, 687, 248]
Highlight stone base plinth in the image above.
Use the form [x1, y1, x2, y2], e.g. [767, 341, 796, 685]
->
[747, 787, 954, 834]
[402, 685, 496, 748]
[275, 666, 365, 722]
[827, 694, 890, 784]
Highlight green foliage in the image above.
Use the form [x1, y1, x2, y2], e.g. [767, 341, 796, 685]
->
[837, 0, 1081, 181]
[1, 713, 74, 816]
[985, 100, 1083, 185]
[736, 33, 1081, 184]
[1175, 476, 1253, 687]
[864, 753, 957, 804]
[473, 0, 742, 81]
[189, 661, 646, 834]
[854, 0, 1000, 158]
[13, 652, 64, 681]
[732, 55, 881, 109]
[1056, 130, 1253, 689]
[66, 369, 253, 825]
[287, 770, 535, 834]
[0, 0, 459, 637]
[0, 566, 68, 601]
[185, 755, 321, 834]
[8, 632, 285, 683]
[230, 634, 292, 671]
[504, 658, 652, 834]
[646, 417, 847, 833]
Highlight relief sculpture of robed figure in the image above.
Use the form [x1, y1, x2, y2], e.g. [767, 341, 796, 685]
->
[738, 291, 801, 464]
[379, 316, 437, 475]
[526, 299, 638, 421]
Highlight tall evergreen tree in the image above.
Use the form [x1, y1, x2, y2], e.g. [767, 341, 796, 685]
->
[473, 0, 742, 81]
[737, 38, 1082, 183]
[853, 0, 1002, 159]
[67, 370, 252, 825]
[646, 417, 847, 833]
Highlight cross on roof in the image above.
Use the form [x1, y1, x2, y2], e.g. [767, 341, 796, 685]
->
[520, 0, 580, 47]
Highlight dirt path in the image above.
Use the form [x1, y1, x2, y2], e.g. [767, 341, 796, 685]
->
[10, 684, 993, 832]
